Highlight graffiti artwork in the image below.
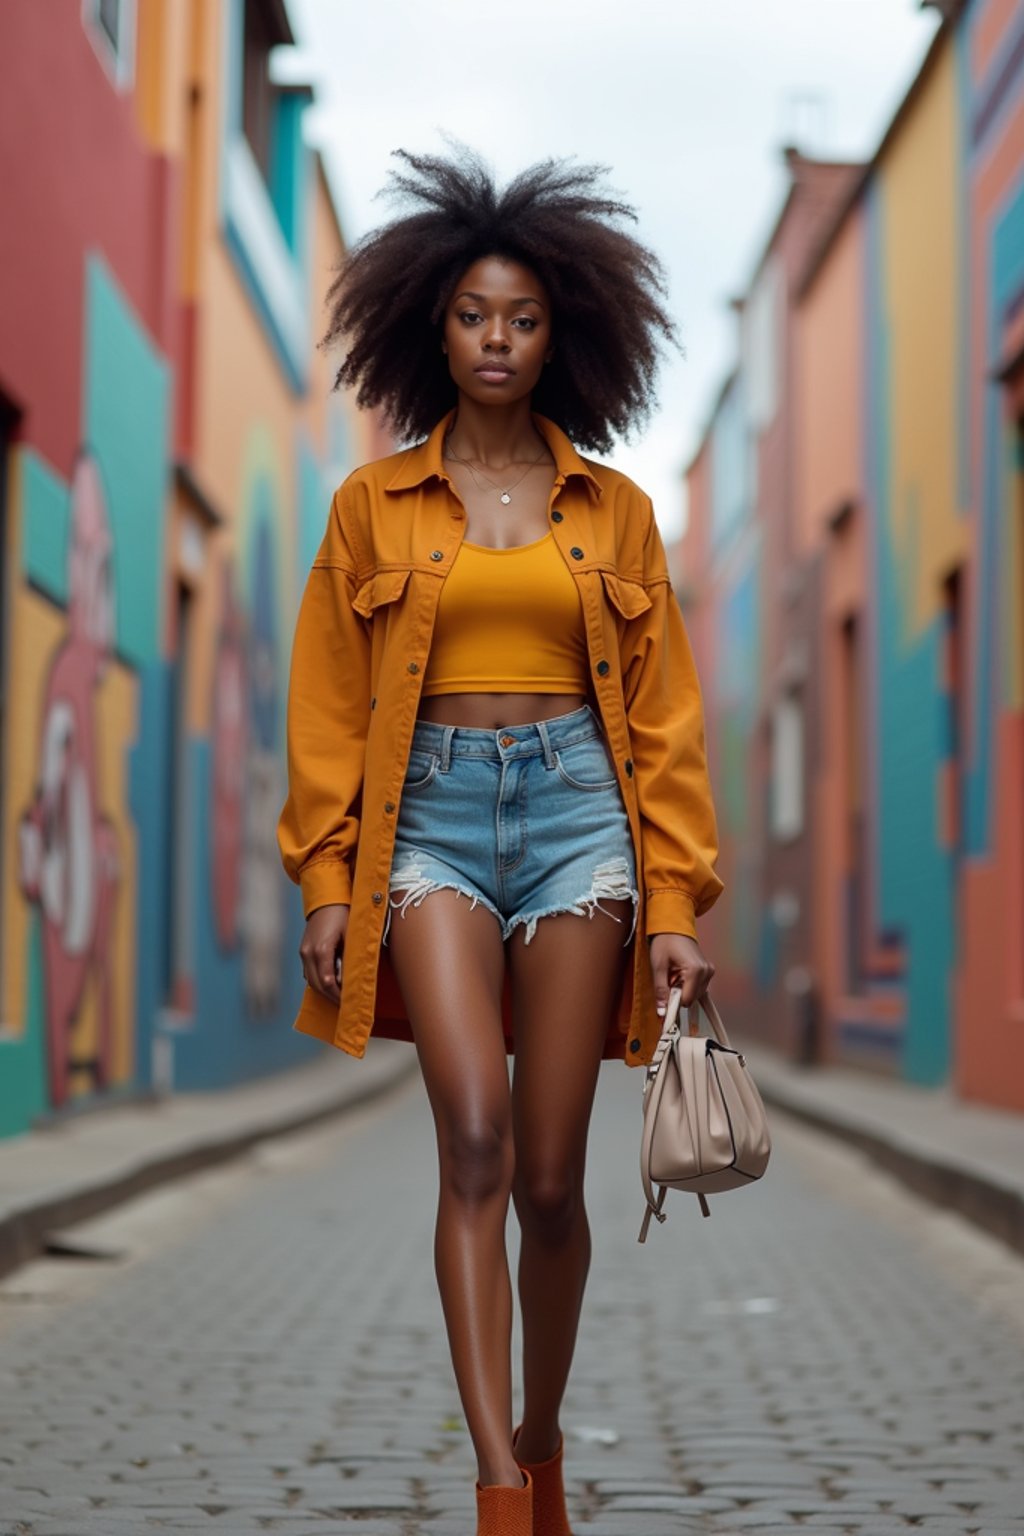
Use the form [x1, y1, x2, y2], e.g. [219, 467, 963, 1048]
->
[17, 453, 121, 1107]
[211, 559, 247, 950]
[238, 520, 283, 1014]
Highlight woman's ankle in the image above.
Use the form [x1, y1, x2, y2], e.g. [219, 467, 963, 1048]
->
[512, 1420, 562, 1464]
[477, 1459, 528, 1489]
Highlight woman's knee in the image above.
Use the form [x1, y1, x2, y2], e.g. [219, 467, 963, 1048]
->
[438, 1116, 514, 1204]
[514, 1162, 584, 1241]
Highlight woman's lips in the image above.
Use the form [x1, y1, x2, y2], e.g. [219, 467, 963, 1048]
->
[475, 364, 515, 382]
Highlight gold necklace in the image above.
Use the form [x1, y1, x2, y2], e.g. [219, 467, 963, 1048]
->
[442, 432, 551, 504]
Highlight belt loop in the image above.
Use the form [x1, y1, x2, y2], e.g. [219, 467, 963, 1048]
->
[440, 725, 454, 773]
[536, 718, 555, 770]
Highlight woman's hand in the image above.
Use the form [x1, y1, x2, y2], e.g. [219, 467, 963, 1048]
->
[299, 903, 349, 1004]
[648, 932, 715, 1015]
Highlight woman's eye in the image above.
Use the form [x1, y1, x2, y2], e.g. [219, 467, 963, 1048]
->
[513, 317, 536, 330]
[459, 311, 482, 324]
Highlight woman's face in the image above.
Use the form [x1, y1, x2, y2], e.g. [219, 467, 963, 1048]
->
[442, 254, 553, 406]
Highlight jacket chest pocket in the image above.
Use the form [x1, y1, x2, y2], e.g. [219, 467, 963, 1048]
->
[351, 568, 411, 619]
[600, 571, 652, 622]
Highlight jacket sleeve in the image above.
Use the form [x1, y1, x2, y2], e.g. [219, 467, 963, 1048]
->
[276, 485, 371, 917]
[621, 495, 724, 940]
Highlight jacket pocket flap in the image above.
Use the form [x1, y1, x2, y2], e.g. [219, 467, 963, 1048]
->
[351, 568, 411, 618]
[601, 570, 653, 620]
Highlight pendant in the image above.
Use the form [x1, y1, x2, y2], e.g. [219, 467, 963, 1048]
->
[500, 492, 511, 504]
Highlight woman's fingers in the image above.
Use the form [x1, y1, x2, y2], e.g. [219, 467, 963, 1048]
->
[299, 905, 348, 1004]
[649, 934, 715, 1012]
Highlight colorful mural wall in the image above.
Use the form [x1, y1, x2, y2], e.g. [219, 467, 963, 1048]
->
[0, 0, 374, 1137]
[679, 0, 1024, 1112]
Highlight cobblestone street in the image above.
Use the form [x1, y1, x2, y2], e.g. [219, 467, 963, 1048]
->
[2, 1056, 1023, 1536]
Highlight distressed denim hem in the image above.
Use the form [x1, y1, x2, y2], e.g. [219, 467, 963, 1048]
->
[384, 857, 504, 947]
[503, 857, 639, 948]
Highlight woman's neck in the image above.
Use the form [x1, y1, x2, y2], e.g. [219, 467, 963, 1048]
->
[444, 396, 549, 469]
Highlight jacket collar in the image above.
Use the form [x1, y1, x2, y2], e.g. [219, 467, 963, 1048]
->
[384, 407, 603, 501]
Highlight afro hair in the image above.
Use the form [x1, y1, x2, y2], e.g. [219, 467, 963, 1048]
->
[320, 141, 680, 454]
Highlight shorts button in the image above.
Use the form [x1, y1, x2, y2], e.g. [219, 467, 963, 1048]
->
[408, 661, 420, 674]
[625, 759, 634, 777]
[570, 545, 584, 559]
[430, 549, 443, 561]
[499, 734, 516, 747]
[629, 1038, 641, 1053]
[384, 801, 395, 813]
[596, 659, 610, 676]
[372, 891, 383, 905]
[551, 509, 564, 523]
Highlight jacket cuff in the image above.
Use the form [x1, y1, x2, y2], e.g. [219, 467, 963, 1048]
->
[300, 856, 353, 917]
[645, 889, 697, 941]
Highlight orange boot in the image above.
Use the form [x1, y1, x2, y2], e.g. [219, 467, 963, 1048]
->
[512, 1423, 573, 1536]
[475, 1465, 533, 1536]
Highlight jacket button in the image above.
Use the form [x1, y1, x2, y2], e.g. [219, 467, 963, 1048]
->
[551, 509, 564, 523]
[570, 545, 584, 559]
[430, 549, 443, 561]
[384, 801, 395, 813]
[408, 661, 420, 674]
[625, 759, 634, 777]
[372, 891, 383, 904]
[596, 659, 610, 676]
[629, 1038, 641, 1053]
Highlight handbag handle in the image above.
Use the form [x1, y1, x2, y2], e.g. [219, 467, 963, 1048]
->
[686, 988, 733, 1050]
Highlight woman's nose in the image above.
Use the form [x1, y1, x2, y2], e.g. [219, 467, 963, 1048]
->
[482, 324, 510, 351]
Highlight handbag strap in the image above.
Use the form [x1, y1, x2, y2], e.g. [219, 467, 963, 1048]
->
[686, 989, 733, 1050]
[638, 986, 687, 1231]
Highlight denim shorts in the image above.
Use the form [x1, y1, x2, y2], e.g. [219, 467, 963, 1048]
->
[384, 703, 639, 948]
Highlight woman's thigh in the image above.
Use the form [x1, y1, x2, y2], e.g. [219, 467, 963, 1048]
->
[386, 887, 512, 1170]
[507, 901, 634, 1186]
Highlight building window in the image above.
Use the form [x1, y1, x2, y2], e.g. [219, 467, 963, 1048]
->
[221, 0, 311, 391]
[942, 565, 964, 856]
[82, 0, 136, 90]
[771, 690, 804, 841]
[242, 0, 279, 186]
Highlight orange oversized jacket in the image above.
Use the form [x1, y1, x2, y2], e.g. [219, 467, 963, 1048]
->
[277, 408, 723, 1066]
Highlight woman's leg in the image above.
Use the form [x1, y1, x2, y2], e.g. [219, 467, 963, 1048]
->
[386, 888, 523, 1488]
[507, 903, 633, 1462]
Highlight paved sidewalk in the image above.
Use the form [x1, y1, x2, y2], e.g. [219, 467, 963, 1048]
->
[0, 1039, 418, 1281]
[738, 1037, 1024, 1256]
[2, 1060, 1023, 1534]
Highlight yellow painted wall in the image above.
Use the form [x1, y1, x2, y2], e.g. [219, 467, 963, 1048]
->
[881, 43, 967, 640]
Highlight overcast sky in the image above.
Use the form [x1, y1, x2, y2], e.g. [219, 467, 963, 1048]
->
[287, 0, 940, 541]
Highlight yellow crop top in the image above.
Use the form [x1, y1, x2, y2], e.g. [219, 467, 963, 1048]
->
[421, 531, 589, 696]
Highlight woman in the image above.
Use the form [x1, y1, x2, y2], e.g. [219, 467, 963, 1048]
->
[277, 146, 723, 1536]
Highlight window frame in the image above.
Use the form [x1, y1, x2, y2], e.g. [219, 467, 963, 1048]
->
[82, 0, 136, 92]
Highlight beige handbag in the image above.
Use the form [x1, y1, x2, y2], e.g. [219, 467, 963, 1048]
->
[638, 985, 771, 1242]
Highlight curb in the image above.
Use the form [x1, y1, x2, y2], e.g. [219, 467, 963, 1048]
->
[0, 1046, 420, 1282]
[756, 1074, 1024, 1259]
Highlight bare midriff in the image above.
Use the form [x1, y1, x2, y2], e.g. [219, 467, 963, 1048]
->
[416, 690, 589, 730]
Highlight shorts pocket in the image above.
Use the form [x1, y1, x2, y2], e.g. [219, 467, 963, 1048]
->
[553, 737, 618, 792]
[402, 748, 439, 793]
